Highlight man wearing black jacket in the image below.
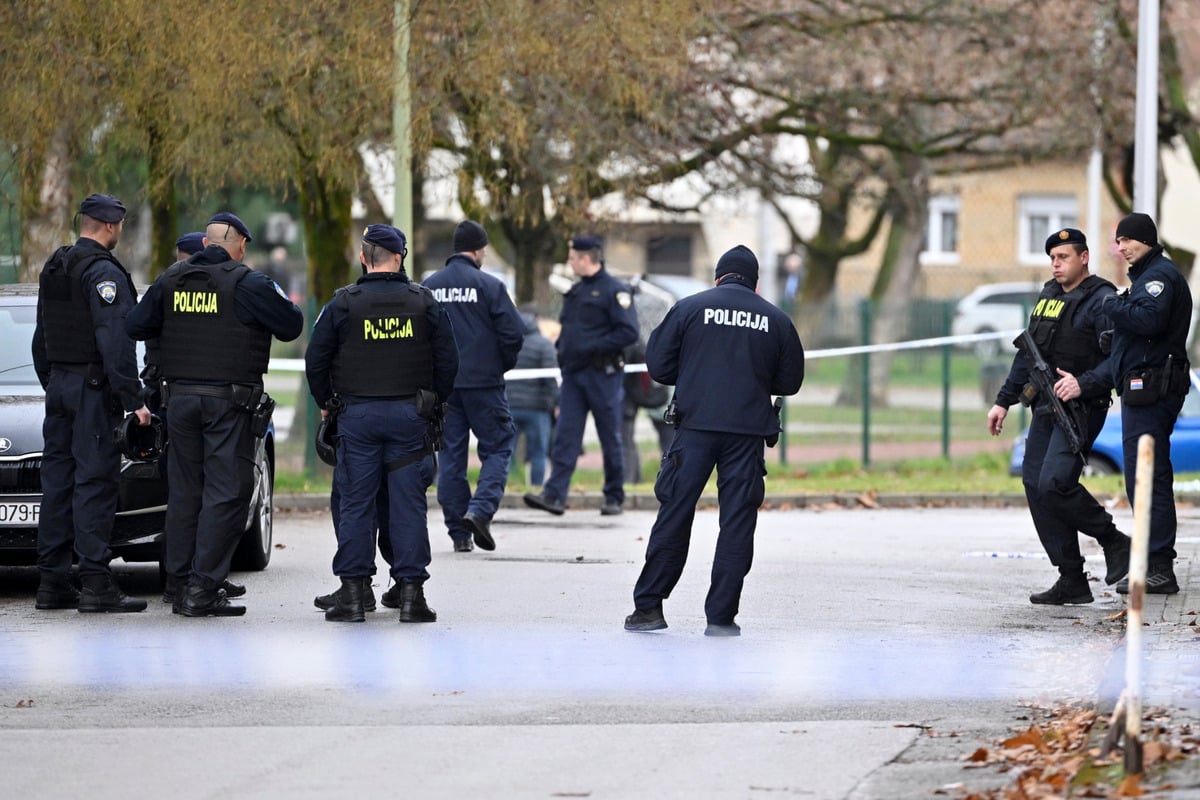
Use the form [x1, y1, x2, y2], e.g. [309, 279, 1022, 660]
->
[1105, 213, 1193, 595]
[987, 228, 1130, 605]
[624, 245, 804, 637]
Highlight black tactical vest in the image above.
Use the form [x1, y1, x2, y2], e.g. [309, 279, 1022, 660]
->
[39, 245, 135, 364]
[332, 282, 434, 397]
[157, 262, 271, 383]
[1027, 274, 1114, 380]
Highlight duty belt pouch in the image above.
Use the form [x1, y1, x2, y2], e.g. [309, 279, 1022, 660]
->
[1123, 369, 1161, 406]
[414, 388, 438, 419]
[249, 392, 276, 439]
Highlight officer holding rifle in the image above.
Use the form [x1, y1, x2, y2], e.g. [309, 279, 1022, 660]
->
[986, 228, 1130, 605]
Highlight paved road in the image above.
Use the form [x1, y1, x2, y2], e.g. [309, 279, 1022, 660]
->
[0, 506, 1195, 799]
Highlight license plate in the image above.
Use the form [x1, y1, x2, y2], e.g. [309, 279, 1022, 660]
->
[0, 502, 39, 527]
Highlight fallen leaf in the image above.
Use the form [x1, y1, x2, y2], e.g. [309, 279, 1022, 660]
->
[1116, 772, 1144, 796]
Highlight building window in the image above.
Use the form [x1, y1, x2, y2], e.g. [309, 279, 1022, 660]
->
[645, 235, 692, 276]
[921, 194, 960, 266]
[1018, 195, 1077, 265]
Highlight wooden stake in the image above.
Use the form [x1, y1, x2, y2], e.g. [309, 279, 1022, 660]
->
[1123, 433, 1154, 776]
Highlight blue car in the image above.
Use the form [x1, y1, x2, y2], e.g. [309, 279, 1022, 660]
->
[1010, 370, 1200, 476]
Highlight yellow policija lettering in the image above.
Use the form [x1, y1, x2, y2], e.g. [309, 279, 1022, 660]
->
[363, 317, 414, 340]
[1032, 298, 1065, 319]
[172, 291, 218, 314]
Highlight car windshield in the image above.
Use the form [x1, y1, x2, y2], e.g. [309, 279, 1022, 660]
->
[0, 304, 39, 387]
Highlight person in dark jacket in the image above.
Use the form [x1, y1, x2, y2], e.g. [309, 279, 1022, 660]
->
[126, 212, 304, 617]
[525, 236, 639, 515]
[31, 193, 152, 613]
[305, 224, 458, 623]
[1105, 212, 1193, 595]
[421, 220, 524, 552]
[986, 228, 1130, 605]
[624, 245, 804, 637]
[507, 305, 559, 487]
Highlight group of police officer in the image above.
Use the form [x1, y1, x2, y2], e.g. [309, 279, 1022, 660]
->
[47, 196, 1188, 632]
[34, 196, 303, 616]
[990, 213, 1192, 604]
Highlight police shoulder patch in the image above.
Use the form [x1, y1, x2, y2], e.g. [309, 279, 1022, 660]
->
[1146, 280, 1165, 298]
[616, 291, 632, 309]
[96, 281, 118, 304]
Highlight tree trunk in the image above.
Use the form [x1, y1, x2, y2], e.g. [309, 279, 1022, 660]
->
[18, 123, 73, 282]
[835, 156, 930, 407]
[298, 171, 354, 309]
[146, 122, 178, 279]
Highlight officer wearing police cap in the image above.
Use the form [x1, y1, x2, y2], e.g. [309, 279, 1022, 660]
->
[422, 220, 524, 552]
[525, 235, 639, 516]
[624, 245, 804, 636]
[305, 224, 458, 623]
[1105, 212, 1193, 595]
[986, 228, 1130, 605]
[126, 211, 303, 616]
[32, 193, 152, 612]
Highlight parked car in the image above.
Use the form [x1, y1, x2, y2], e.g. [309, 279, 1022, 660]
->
[951, 282, 1041, 358]
[1009, 370, 1200, 477]
[0, 285, 275, 570]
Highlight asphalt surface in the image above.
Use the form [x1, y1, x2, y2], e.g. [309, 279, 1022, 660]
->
[0, 503, 1197, 799]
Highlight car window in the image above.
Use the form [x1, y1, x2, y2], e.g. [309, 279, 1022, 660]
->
[0, 304, 39, 386]
[984, 292, 1036, 306]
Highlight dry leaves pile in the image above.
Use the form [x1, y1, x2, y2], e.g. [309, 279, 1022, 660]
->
[938, 705, 1200, 799]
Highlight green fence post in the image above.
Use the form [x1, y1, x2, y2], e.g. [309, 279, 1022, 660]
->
[304, 296, 319, 479]
[942, 300, 952, 459]
[860, 298, 871, 468]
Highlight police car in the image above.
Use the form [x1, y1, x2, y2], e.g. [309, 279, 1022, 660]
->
[0, 285, 275, 571]
[1009, 369, 1200, 476]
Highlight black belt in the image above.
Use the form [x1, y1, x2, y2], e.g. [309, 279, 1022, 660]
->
[341, 394, 417, 405]
[166, 383, 234, 399]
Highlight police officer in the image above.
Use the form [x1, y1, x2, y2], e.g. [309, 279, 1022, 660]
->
[32, 193, 151, 613]
[421, 220, 524, 552]
[1105, 213, 1193, 595]
[624, 245, 804, 636]
[126, 212, 303, 616]
[305, 224, 458, 623]
[525, 236, 639, 516]
[175, 231, 205, 261]
[986, 228, 1131, 605]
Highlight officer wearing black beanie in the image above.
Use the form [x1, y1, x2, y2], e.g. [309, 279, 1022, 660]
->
[422, 220, 524, 552]
[624, 245, 805, 637]
[1106, 212, 1193, 595]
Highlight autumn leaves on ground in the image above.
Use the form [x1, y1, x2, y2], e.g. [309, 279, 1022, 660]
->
[941, 703, 1198, 798]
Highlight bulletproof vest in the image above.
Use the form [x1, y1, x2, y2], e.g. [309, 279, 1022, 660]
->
[39, 246, 133, 364]
[157, 261, 271, 383]
[1027, 274, 1113, 378]
[332, 282, 434, 397]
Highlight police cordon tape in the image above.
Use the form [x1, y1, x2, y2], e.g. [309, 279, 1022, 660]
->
[266, 328, 1023, 380]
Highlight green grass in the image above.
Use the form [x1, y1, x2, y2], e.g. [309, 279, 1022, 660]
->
[275, 454, 1163, 499]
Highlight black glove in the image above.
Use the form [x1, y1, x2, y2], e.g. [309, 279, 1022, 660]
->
[1099, 329, 1113, 354]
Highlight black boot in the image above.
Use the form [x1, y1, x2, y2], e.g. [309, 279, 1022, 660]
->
[1029, 573, 1093, 605]
[397, 581, 437, 623]
[180, 582, 246, 617]
[1100, 535, 1131, 585]
[78, 573, 147, 613]
[324, 578, 367, 623]
[35, 573, 79, 610]
[314, 579, 377, 612]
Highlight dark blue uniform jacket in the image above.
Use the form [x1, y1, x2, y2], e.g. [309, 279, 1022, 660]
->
[1105, 245, 1193, 393]
[32, 237, 144, 411]
[557, 267, 640, 372]
[420, 254, 523, 389]
[647, 281, 805, 436]
[304, 271, 459, 409]
[126, 244, 304, 368]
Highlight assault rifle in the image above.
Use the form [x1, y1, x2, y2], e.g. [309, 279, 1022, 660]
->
[1014, 330, 1090, 464]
